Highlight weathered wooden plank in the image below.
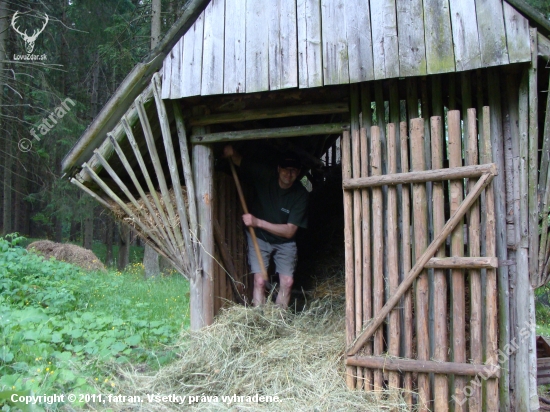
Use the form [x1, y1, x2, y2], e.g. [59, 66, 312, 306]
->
[343, 163, 497, 189]
[475, 0, 509, 67]
[344, 0, 374, 82]
[396, 0, 427, 76]
[224, 0, 246, 93]
[269, 0, 298, 90]
[297, 0, 323, 88]
[170, 38, 184, 98]
[321, 0, 349, 85]
[181, 11, 205, 97]
[245, 0, 269, 93]
[189, 102, 349, 126]
[191, 123, 348, 143]
[347, 356, 500, 377]
[370, 0, 399, 79]
[161, 48, 173, 99]
[423, 0, 455, 74]
[201, 0, 225, 96]
[503, 1, 531, 63]
[448, 0, 482, 70]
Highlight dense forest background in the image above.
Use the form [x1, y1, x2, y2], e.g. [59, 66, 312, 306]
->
[0, 0, 188, 266]
[0, 0, 548, 262]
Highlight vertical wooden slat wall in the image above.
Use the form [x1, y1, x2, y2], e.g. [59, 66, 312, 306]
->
[343, 75, 503, 409]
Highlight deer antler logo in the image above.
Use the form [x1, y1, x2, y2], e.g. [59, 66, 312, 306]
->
[11, 11, 49, 54]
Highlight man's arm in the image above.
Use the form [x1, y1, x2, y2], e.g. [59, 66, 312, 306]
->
[242, 214, 298, 239]
[223, 144, 242, 166]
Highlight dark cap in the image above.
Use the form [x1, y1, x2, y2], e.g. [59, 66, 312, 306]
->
[278, 157, 301, 169]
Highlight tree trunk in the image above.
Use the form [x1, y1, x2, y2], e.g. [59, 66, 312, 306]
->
[117, 223, 130, 271]
[151, 0, 161, 49]
[105, 216, 114, 266]
[143, 243, 160, 278]
[83, 205, 94, 249]
[0, 0, 9, 235]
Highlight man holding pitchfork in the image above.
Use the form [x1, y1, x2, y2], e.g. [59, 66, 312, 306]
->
[223, 145, 309, 309]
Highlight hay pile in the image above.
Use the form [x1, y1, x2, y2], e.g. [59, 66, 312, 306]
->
[111, 187, 188, 232]
[26, 240, 106, 272]
[111, 298, 413, 411]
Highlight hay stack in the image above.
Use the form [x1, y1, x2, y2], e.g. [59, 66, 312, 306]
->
[110, 187, 189, 232]
[111, 298, 413, 411]
[27, 240, 106, 272]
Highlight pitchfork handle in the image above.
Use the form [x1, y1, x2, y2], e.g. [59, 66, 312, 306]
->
[228, 159, 268, 281]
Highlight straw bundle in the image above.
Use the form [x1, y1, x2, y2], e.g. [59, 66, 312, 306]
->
[110, 298, 415, 411]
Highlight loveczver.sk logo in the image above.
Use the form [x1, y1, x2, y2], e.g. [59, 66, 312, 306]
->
[11, 11, 50, 54]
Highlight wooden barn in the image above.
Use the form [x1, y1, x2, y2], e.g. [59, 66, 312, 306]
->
[62, 0, 550, 409]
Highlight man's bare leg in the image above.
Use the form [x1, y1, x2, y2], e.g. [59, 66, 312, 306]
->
[275, 274, 293, 309]
[253, 273, 266, 306]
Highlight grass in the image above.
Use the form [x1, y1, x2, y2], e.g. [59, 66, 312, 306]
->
[0, 234, 190, 410]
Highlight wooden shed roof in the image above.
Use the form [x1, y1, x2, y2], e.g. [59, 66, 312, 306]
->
[161, 0, 532, 99]
[62, 0, 550, 175]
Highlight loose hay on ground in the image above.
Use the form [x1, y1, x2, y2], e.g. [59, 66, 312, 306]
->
[111, 298, 415, 411]
[27, 240, 106, 272]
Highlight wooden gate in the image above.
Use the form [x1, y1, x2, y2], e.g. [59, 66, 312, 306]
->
[342, 108, 499, 410]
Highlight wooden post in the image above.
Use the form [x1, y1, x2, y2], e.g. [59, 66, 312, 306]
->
[370, 125, 384, 395]
[386, 123, 400, 391]
[466, 109, 482, 412]
[400, 121, 413, 407]
[351, 84, 362, 390]
[192, 107, 214, 329]
[342, 129, 356, 389]
[482, 106, 500, 411]
[360, 126, 372, 391]
[431, 115, 448, 412]
[487, 68, 510, 410]
[448, 110, 466, 410]
[410, 118, 430, 411]
[360, 83, 373, 392]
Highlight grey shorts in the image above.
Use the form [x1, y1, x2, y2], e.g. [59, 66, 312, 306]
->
[246, 231, 298, 277]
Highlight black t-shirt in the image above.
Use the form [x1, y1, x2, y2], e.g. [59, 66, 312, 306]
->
[240, 158, 308, 244]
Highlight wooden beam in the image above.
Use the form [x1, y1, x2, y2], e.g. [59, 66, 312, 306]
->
[343, 163, 497, 189]
[188, 103, 349, 126]
[70, 178, 112, 209]
[424, 257, 498, 269]
[190, 123, 349, 143]
[347, 171, 494, 356]
[346, 356, 500, 378]
[151, 73, 196, 276]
